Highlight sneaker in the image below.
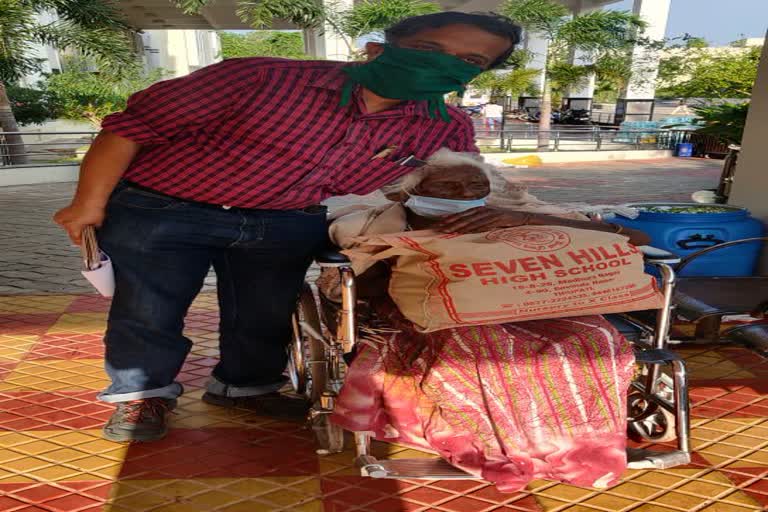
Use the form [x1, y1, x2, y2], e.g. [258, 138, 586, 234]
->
[202, 391, 309, 420]
[102, 398, 177, 442]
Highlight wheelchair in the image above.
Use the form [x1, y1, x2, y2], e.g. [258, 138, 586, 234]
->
[287, 245, 692, 479]
[671, 237, 768, 352]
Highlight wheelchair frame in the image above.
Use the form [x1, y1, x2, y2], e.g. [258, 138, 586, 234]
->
[288, 248, 692, 479]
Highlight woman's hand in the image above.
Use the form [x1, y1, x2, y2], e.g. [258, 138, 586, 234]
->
[436, 207, 531, 234]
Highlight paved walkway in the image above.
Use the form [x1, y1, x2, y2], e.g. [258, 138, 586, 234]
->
[0, 158, 722, 295]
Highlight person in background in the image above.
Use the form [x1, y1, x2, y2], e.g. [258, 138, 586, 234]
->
[482, 101, 504, 131]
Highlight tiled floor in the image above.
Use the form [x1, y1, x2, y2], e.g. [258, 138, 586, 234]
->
[1, 293, 767, 511]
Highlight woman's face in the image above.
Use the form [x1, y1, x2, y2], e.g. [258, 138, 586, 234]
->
[412, 165, 491, 200]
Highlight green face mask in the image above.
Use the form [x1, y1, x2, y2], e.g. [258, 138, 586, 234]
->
[339, 44, 484, 122]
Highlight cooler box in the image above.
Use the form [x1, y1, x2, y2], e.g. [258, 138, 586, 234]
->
[611, 203, 764, 276]
[676, 143, 694, 157]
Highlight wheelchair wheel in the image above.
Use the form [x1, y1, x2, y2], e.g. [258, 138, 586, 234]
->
[627, 391, 677, 443]
[288, 283, 328, 403]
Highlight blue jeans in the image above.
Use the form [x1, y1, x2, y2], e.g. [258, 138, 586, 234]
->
[96, 182, 328, 403]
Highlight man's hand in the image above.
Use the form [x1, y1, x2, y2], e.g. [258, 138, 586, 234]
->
[53, 203, 106, 245]
[436, 207, 531, 234]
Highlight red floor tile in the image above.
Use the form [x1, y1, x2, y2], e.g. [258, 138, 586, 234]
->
[322, 488, 383, 508]
[399, 486, 455, 505]
[501, 495, 543, 511]
[27, 335, 104, 360]
[426, 480, 487, 493]
[323, 502, 358, 512]
[177, 356, 217, 389]
[363, 497, 424, 512]
[41, 493, 104, 512]
[0, 360, 19, 381]
[721, 467, 768, 508]
[118, 428, 319, 479]
[65, 296, 112, 313]
[689, 386, 734, 401]
[0, 495, 28, 512]
[185, 311, 220, 330]
[0, 392, 110, 431]
[0, 482, 111, 511]
[469, 485, 523, 503]
[439, 495, 499, 512]
[0, 314, 61, 336]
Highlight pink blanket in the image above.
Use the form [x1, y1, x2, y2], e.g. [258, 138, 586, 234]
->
[331, 302, 635, 491]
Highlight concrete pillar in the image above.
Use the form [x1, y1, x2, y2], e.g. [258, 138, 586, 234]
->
[565, 48, 596, 110]
[621, 0, 671, 100]
[726, 36, 768, 273]
[304, 0, 353, 60]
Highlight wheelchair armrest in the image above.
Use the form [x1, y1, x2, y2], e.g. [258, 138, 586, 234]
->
[316, 247, 351, 267]
[640, 246, 681, 266]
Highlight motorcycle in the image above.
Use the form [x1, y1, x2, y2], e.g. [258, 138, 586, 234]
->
[559, 108, 592, 125]
[459, 104, 483, 118]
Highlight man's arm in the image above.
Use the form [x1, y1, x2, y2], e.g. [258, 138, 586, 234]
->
[53, 59, 265, 244]
[53, 131, 141, 244]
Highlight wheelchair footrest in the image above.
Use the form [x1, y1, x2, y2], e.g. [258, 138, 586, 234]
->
[634, 348, 683, 364]
[626, 447, 690, 469]
[355, 456, 477, 479]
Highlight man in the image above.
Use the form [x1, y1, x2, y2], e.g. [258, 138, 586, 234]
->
[54, 12, 521, 442]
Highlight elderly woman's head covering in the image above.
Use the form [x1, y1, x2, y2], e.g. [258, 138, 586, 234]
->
[379, 148, 542, 207]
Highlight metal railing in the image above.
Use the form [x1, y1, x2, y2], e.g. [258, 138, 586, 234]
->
[474, 126, 694, 153]
[0, 131, 97, 168]
[0, 128, 704, 168]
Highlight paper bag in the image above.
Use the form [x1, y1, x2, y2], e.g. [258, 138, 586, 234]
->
[343, 226, 663, 332]
[80, 226, 115, 297]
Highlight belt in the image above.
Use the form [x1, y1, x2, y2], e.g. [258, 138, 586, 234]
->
[120, 180, 325, 214]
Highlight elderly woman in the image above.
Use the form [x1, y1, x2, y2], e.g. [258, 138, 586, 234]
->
[319, 150, 649, 492]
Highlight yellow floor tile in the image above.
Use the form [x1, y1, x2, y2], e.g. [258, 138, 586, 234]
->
[578, 494, 636, 511]
[734, 447, 768, 466]
[0, 295, 75, 314]
[536, 483, 595, 503]
[0, 471, 37, 484]
[290, 500, 324, 512]
[0, 449, 25, 464]
[0, 358, 108, 391]
[0, 335, 38, 361]
[220, 501, 283, 512]
[220, 477, 318, 500]
[698, 503, 764, 512]
[700, 444, 763, 467]
[605, 481, 662, 501]
[189, 293, 220, 311]
[46, 312, 107, 334]
[631, 506, 688, 512]
[630, 470, 689, 489]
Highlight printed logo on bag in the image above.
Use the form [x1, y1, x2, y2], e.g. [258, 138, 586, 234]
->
[486, 227, 572, 252]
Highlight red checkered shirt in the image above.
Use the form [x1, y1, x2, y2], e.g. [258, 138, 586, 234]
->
[102, 58, 479, 209]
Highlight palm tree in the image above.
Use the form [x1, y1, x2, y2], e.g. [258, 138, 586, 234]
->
[176, 0, 440, 58]
[0, 0, 135, 164]
[502, 0, 646, 151]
